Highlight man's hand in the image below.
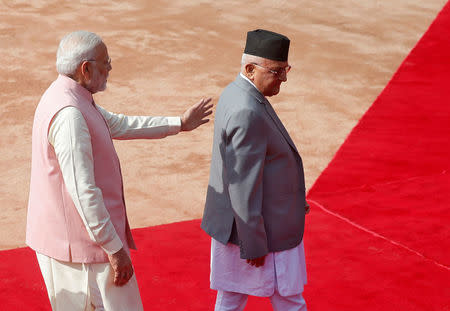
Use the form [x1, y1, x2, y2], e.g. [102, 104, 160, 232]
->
[108, 248, 134, 286]
[246, 255, 266, 268]
[180, 98, 213, 131]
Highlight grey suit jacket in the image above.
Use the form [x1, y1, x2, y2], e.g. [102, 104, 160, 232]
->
[201, 74, 307, 259]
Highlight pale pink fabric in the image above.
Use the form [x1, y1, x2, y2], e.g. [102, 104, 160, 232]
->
[210, 239, 307, 297]
[27, 75, 133, 263]
[47, 106, 180, 255]
[49, 107, 123, 256]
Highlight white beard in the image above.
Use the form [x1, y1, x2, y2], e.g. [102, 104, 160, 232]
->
[87, 68, 107, 93]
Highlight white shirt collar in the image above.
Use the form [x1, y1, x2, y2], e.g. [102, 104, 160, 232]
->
[240, 73, 259, 91]
[239, 73, 267, 100]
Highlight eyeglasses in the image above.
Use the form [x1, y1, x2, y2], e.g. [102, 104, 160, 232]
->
[85, 57, 112, 67]
[251, 63, 291, 78]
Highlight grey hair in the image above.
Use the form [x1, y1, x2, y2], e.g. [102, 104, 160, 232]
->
[56, 31, 103, 75]
[240, 53, 266, 72]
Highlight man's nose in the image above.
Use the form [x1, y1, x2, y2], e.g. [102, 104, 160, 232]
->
[279, 71, 287, 82]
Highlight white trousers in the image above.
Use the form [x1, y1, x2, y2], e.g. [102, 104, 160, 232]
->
[36, 252, 143, 311]
[214, 290, 307, 311]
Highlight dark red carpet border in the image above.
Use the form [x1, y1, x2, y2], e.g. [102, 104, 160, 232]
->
[2, 2, 450, 310]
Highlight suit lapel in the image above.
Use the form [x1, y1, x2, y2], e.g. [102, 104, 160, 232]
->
[263, 99, 299, 154]
[233, 74, 299, 154]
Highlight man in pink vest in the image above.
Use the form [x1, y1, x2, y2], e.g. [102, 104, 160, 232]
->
[26, 30, 212, 310]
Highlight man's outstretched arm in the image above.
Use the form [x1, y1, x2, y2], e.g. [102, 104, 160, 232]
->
[97, 98, 213, 139]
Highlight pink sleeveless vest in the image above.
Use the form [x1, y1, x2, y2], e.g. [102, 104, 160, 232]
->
[26, 75, 135, 263]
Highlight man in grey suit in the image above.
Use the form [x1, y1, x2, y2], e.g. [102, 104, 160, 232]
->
[201, 29, 310, 311]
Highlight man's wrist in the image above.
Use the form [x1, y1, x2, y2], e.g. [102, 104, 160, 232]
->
[167, 116, 182, 134]
[179, 116, 185, 131]
[101, 236, 123, 255]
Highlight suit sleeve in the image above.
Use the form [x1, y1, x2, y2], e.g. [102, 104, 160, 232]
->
[225, 109, 268, 259]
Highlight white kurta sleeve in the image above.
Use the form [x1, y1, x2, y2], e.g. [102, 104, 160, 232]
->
[95, 105, 181, 139]
[48, 106, 123, 255]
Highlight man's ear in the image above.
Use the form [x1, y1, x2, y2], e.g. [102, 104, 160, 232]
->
[80, 61, 91, 80]
[244, 63, 255, 79]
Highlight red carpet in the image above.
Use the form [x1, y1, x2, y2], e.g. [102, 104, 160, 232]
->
[0, 221, 272, 310]
[2, 2, 450, 310]
[305, 0, 450, 309]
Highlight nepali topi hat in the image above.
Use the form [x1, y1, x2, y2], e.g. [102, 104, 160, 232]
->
[244, 29, 290, 62]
